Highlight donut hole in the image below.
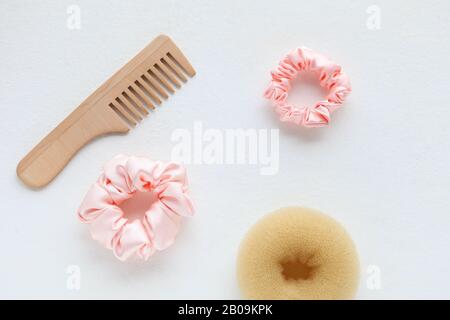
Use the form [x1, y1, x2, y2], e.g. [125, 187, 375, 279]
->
[285, 71, 328, 107]
[280, 256, 317, 281]
[118, 190, 158, 222]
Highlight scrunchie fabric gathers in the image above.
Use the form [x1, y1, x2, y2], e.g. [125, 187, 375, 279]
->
[264, 47, 351, 127]
[78, 155, 194, 261]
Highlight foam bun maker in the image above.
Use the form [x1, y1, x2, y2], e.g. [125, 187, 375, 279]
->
[237, 207, 359, 299]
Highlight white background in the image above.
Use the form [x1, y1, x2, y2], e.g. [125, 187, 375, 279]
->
[1, 0, 449, 299]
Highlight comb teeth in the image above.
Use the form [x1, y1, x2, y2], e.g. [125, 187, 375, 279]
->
[17, 35, 195, 189]
[107, 37, 195, 128]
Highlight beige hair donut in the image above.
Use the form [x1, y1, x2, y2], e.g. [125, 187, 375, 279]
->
[237, 207, 359, 300]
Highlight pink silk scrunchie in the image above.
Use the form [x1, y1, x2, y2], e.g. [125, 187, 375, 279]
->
[264, 47, 351, 127]
[78, 155, 194, 261]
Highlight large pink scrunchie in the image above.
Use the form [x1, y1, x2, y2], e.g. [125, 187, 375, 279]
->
[78, 155, 194, 261]
[264, 47, 351, 127]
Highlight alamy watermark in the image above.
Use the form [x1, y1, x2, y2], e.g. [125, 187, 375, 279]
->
[66, 265, 81, 290]
[171, 121, 279, 175]
[366, 265, 382, 290]
[366, 5, 381, 30]
[66, 5, 81, 30]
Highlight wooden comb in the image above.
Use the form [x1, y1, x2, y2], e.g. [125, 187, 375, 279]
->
[17, 35, 195, 188]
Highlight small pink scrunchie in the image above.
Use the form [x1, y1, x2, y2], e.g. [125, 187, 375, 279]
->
[264, 46, 351, 127]
[78, 155, 194, 261]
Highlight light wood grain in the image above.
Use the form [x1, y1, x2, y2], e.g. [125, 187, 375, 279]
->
[17, 34, 195, 188]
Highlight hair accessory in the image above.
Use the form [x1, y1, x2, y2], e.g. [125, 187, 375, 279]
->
[237, 207, 359, 300]
[264, 47, 351, 127]
[78, 155, 194, 261]
[17, 34, 195, 189]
